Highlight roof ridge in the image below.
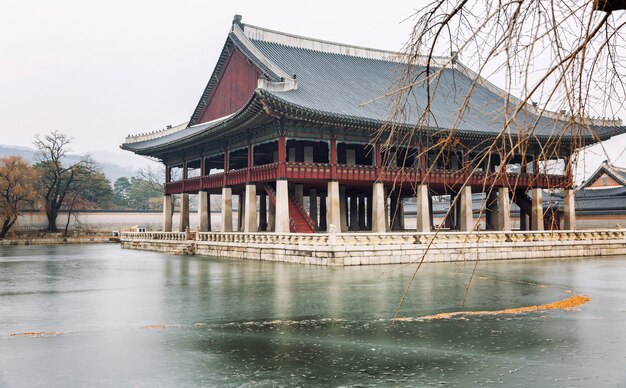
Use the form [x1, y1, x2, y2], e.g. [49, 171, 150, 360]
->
[241, 21, 449, 65]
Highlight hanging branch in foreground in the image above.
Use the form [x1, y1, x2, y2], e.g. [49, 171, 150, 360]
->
[374, 1, 626, 318]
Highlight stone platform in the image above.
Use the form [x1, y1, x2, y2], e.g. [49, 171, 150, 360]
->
[120, 229, 626, 266]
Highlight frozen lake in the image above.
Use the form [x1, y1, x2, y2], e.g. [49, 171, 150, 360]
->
[1, 244, 625, 386]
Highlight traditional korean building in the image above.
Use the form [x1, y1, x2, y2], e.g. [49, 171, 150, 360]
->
[121, 15, 626, 234]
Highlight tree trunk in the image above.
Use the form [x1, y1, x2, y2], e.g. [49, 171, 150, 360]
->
[0, 217, 17, 238]
[46, 209, 58, 232]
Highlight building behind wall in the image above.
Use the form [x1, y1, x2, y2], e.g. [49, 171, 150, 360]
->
[121, 15, 626, 234]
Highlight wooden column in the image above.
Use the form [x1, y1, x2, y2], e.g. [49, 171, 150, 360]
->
[330, 139, 337, 179]
[246, 144, 253, 182]
[278, 136, 287, 178]
[223, 150, 229, 186]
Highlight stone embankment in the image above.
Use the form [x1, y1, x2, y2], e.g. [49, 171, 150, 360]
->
[1, 235, 118, 246]
[120, 229, 626, 266]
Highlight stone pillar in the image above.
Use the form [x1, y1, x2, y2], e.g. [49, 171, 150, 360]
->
[390, 192, 400, 230]
[179, 193, 189, 232]
[459, 186, 473, 232]
[371, 182, 386, 233]
[259, 193, 267, 231]
[349, 193, 358, 231]
[358, 193, 366, 230]
[163, 194, 172, 232]
[319, 191, 327, 231]
[398, 196, 405, 230]
[198, 191, 209, 232]
[309, 189, 318, 230]
[221, 187, 233, 232]
[327, 181, 341, 232]
[206, 193, 212, 231]
[275, 180, 290, 233]
[416, 184, 430, 233]
[497, 187, 511, 231]
[339, 185, 348, 232]
[366, 194, 373, 230]
[294, 184, 304, 206]
[238, 194, 245, 232]
[268, 198, 275, 232]
[486, 191, 499, 230]
[531, 188, 544, 231]
[563, 189, 576, 230]
[244, 184, 257, 232]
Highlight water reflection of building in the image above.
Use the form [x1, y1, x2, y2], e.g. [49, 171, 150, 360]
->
[121, 15, 626, 234]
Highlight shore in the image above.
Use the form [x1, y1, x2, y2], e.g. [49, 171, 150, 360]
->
[0, 235, 119, 246]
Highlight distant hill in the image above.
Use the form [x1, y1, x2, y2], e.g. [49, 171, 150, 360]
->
[0, 144, 158, 183]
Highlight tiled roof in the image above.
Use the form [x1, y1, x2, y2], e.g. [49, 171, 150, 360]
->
[122, 17, 626, 154]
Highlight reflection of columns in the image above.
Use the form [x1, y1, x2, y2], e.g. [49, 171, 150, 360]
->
[309, 189, 318, 230]
[179, 193, 189, 232]
[319, 191, 327, 231]
[358, 193, 366, 230]
[294, 184, 304, 206]
[259, 193, 267, 231]
[371, 182, 386, 233]
[563, 189, 576, 230]
[163, 194, 172, 232]
[459, 186, 473, 232]
[339, 185, 348, 232]
[349, 193, 358, 231]
[531, 188, 544, 231]
[221, 187, 233, 232]
[244, 184, 257, 232]
[327, 181, 340, 232]
[497, 187, 511, 231]
[275, 180, 290, 233]
[198, 191, 209, 232]
[268, 197, 275, 232]
[416, 184, 430, 233]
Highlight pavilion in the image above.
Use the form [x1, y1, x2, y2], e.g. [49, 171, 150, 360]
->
[121, 15, 626, 234]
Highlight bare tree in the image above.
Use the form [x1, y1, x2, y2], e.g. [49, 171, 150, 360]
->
[378, 2, 626, 316]
[34, 131, 95, 232]
[0, 156, 36, 238]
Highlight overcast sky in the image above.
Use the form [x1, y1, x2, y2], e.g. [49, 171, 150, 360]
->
[1, 0, 624, 176]
[0, 0, 417, 155]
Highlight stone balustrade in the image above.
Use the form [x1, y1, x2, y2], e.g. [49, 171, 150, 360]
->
[121, 229, 626, 266]
[121, 231, 189, 241]
[194, 229, 626, 245]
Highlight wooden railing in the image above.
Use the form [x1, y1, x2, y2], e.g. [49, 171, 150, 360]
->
[165, 162, 569, 194]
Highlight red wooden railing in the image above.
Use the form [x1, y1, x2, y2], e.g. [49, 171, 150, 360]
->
[165, 162, 569, 194]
